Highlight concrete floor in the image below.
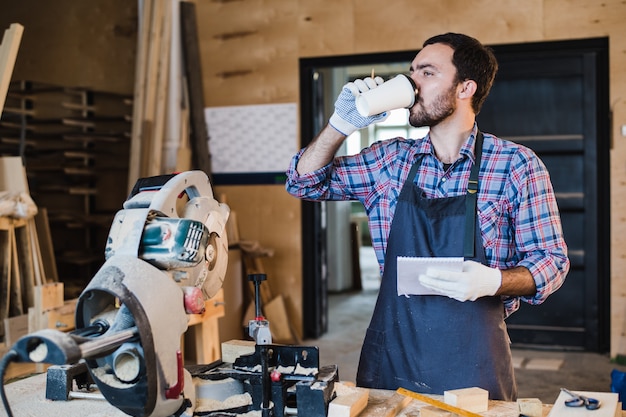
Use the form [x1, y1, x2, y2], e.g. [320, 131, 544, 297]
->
[303, 247, 626, 405]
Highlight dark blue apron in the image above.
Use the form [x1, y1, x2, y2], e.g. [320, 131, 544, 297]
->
[355, 133, 517, 401]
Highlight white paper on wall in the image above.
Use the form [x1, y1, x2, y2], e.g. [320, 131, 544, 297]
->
[204, 103, 298, 174]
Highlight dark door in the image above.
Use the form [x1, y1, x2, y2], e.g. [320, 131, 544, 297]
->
[477, 38, 610, 351]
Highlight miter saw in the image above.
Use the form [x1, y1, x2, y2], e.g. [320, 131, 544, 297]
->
[1, 170, 229, 417]
[0, 170, 339, 417]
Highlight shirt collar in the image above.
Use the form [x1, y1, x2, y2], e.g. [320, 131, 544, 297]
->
[413, 123, 480, 163]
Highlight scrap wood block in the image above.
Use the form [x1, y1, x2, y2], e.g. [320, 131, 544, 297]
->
[3, 314, 28, 346]
[328, 382, 369, 417]
[41, 299, 77, 332]
[264, 294, 296, 344]
[517, 398, 542, 417]
[221, 339, 255, 363]
[443, 387, 488, 413]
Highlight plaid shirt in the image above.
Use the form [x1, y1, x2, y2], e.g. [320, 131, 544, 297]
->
[285, 125, 570, 317]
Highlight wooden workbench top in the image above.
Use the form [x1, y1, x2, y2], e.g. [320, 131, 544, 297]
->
[363, 389, 549, 417]
[1, 373, 615, 417]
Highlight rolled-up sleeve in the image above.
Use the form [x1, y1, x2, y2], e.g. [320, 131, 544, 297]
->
[500, 150, 570, 316]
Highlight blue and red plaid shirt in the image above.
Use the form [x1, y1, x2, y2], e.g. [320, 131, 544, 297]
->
[285, 125, 569, 317]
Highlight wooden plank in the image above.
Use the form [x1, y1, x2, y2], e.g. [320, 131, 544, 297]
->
[174, 74, 191, 172]
[9, 225, 23, 317]
[328, 383, 370, 417]
[128, 0, 154, 191]
[264, 295, 296, 344]
[0, 227, 10, 338]
[35, 282, 64, 313]
[166, 0, 184, 174]
[180, 1, 212, 177]
[27, 219, 44, 287]
[0, 23, 24, 116]
[14, 223, 35, 310]
[33, 208, 58, 283]
[42, 298, 77, 332]
[3, 314, 28, 346]
[149, 0, 172, 176]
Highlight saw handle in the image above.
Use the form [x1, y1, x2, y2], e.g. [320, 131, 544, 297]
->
[127, 174, 178, 199]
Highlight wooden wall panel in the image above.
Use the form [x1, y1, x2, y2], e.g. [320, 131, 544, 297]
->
[0, 0, 136, 95]
[544, 0, 625, 39]
[352, 0, 544, 54]
[194, 0, 300, 105]
[197, 0, 626, 355]
[297, 0, 355, 58]
[215, 184, 302, 336]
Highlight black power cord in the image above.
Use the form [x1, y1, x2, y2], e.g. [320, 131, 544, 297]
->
[0, 349, 18, 417]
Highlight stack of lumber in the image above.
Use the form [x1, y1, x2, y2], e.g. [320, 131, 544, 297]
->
[129, 0, 212, 191]
[0, 82, 132, 292]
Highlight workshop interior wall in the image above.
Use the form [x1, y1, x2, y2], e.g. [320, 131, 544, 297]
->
[193, 0, 626, 354]
[1, 0, 137, 95]
[1, 0, 626, 354]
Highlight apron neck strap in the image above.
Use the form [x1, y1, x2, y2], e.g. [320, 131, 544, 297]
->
[405, 130, 484, 259]
[464, 130, 484, 258]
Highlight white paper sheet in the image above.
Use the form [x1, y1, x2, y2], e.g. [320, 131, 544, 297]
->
[547, 390, 618, 417]
[204, 103, 298, 174]
[396, 256, 463, 296]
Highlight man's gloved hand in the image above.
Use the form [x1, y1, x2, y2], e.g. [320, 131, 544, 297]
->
[329, 76, 389, 136]
[418, 260, 502, 302]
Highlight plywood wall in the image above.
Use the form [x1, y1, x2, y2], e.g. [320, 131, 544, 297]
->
[0, 0, 137, 94]
[194, 0, 626, 354]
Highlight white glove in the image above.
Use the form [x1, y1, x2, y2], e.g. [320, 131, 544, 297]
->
[418, 260, 502, 302]
[328, 76, 389, 136]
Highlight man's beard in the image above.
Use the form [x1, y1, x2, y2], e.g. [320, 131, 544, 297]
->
[408, 83, 457, 128]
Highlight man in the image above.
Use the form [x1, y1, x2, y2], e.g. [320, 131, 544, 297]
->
[285, 33, 569, 400]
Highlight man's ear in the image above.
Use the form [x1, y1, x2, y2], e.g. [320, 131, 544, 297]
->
[458, 80, 477, 99]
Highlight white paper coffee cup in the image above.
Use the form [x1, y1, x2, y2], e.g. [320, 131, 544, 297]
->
[356, 74, 418, 117]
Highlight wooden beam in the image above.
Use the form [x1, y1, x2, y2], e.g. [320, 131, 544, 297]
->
[128, 0, 154, 191]
[0, 23, 24, 116]
[180, 1, 212, 178]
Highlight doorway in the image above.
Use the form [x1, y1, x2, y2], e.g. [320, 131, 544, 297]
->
[298, 38, 610, 352]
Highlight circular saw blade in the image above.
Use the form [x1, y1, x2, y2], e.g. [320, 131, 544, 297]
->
[199, 230, 229, 299]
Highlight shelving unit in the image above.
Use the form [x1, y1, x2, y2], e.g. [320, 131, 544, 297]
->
[0, 81, 131, 297]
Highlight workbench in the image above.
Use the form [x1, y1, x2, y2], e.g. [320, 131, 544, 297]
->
[2, 372, 560, 417]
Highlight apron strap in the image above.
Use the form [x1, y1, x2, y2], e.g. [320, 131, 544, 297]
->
[464, 131, 484, 258]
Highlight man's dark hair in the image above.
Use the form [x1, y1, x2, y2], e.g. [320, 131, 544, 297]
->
[423, 33, 498, 114]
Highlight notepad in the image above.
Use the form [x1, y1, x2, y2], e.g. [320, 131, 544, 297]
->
[397, 256, 463, 296]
